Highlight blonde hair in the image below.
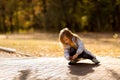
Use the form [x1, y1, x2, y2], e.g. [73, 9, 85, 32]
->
[59, 28, 79, 46]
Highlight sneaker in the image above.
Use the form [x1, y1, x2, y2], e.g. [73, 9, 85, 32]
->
[68, 60, 77, 65]
[68, 58, 80, 65]
[68, 61, 76, 65]
[92, 58, 100, 64]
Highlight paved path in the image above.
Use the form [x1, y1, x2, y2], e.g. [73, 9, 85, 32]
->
[0, 57, 120, 80]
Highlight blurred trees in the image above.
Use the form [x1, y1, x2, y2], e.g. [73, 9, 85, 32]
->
[0, 0, 120, 33]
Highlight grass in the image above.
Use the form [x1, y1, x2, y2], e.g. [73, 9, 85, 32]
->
[0, 32, 120, 58]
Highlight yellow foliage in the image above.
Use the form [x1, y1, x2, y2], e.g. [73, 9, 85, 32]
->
[113, 33, 119, 39]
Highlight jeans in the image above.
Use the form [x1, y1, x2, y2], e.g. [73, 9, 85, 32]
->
[69, 47, 94, 60]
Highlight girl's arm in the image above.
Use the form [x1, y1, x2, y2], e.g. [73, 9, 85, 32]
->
[72, 38, 84, 59]
[76, 38, 84, 55]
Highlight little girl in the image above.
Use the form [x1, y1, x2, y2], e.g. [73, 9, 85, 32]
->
[59, 28, 100, 65]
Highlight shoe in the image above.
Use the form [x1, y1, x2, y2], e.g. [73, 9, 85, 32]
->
[92, 58, 100, 64]
[68, 60, 77, 65]
[68, 62, 76, 65]
[68, 58, 80, 65]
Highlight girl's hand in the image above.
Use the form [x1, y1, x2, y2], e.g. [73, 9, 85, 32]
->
[69, 57, 73, 60]
[72, 54, 79, 60]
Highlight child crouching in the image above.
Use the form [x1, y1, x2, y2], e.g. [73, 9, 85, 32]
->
[59, 28, 100, 65]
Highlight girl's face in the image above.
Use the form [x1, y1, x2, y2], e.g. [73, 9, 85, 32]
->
[63, 36, 71, 45]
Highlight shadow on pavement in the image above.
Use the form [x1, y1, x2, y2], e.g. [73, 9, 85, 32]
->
[14, 69, 31, 80]
[68, 63, 100, 76]
[106, 69, 120, 80]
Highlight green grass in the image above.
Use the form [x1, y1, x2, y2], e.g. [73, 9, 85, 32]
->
[0, 33, 120, 58]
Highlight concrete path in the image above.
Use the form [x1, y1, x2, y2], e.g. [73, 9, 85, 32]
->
[0, 57, 120, 80]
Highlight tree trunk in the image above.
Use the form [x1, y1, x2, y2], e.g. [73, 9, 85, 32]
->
[15, 0, 19, 32]
[9, 14, 14, 33]
[1, 5, 7, 33]
[112, 4, 120, 32]
[42, 0, 48, 31]
[115, 5, 120, 31]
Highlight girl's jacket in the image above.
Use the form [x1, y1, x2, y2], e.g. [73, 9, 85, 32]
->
[64, 37, 95, 60]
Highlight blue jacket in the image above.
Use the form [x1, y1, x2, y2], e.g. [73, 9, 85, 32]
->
[64, 37, 95, 60]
